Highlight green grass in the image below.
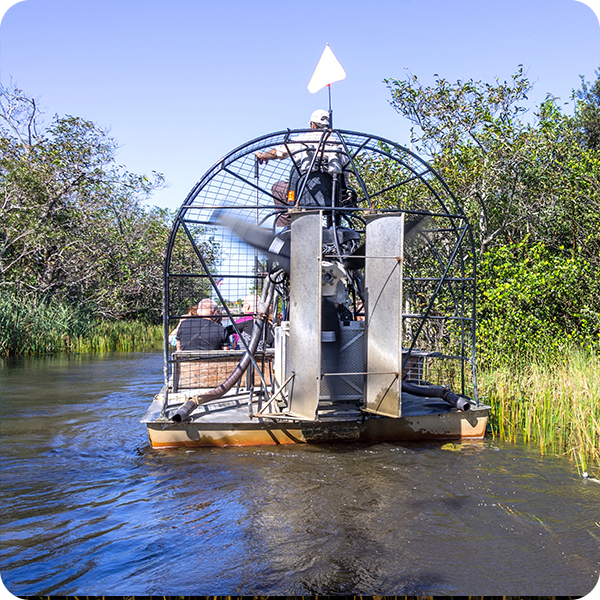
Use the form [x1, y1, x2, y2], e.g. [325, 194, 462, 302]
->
[70, 320, 163, 353]
[480, 348, 600, 476]
[0, 292, 162, 356]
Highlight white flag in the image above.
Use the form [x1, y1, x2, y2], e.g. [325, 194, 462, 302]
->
[307, 45, 346, 94]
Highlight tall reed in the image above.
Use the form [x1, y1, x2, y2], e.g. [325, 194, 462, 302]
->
[0, 292, 162, 356]
[479, 348, 600, 475]
[71, 320, 163, 353]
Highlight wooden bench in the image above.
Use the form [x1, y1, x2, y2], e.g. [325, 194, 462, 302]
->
[171, 350, 273, 391]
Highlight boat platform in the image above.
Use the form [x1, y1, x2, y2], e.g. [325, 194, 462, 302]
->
[142, 385, 489, 448]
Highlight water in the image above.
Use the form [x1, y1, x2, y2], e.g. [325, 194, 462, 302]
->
[1, 351, 599, 596]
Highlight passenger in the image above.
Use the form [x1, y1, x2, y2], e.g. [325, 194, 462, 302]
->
[176, 299, 229, 351]
[232, 293, 273, 351]
[169, 305, 197, 346]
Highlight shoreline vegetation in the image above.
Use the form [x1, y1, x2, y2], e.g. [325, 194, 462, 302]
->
[480, 349, 600, 476]
[0, 293, 162, 357]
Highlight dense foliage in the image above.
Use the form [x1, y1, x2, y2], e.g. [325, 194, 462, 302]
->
[0, 85, 222, 355]
[0, 290, 162, 356]
[477, 240, 599, 364]
[385, 67, 600, 364]
[0, 84, 172, 326]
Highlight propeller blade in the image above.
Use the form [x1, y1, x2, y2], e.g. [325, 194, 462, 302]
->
[404, 215, 429, 240]
[215, 212, 291, 273]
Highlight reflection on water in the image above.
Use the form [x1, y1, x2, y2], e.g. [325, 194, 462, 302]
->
[1, 352, 599, 596]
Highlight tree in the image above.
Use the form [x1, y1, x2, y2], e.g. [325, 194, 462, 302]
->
[0, 84, 170, 321]
[386, 69, 536, 253]
[384, 68, 600, 259]
[383, 68, 600, 356]
[574, 67, 600, 150]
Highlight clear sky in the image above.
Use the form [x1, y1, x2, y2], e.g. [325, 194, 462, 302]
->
[0, 0, 599, 212]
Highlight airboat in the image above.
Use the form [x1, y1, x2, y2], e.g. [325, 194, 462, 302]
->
[142, 125, 490, 448]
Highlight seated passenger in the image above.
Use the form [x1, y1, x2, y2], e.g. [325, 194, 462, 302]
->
[169, 305, 197, 346]
[232, 294, 273, 351]
[176, 299, 229, 351]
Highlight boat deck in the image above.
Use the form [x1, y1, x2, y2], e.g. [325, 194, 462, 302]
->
[142, 385, 489, 448]
[142, 384, 485, 424]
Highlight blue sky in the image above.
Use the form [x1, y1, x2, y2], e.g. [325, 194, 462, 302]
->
[0, 0, 599, 212]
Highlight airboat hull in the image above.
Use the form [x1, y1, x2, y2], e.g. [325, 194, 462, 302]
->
[142, 388, 489, 449]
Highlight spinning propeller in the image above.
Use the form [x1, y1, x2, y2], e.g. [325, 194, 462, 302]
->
[343, 215, 429, 271]
[213, 211, 291, 274]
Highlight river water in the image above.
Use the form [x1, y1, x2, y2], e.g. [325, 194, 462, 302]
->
[0, 351, 598, 596]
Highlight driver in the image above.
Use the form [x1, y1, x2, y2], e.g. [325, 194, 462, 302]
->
[255, 109, 333, 167]
[255, 110, 350, 224]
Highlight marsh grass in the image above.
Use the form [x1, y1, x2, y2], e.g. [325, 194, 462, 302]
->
[71, 320, 163, 353]
[480, 348, 600, 475]
[0, 292, 162, 356]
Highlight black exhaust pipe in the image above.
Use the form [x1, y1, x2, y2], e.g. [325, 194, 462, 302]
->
[442, 389, 471, 412]
[401, 380, 470, 411]
[172, 399, 198, 422]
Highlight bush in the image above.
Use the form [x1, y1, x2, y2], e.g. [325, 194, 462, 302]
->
[477, 240, 600, 367]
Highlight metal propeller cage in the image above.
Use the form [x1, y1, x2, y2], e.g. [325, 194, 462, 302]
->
[162, 128, 479, 405]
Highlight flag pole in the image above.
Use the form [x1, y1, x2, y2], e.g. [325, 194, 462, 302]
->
[328, 84, 333, 128]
